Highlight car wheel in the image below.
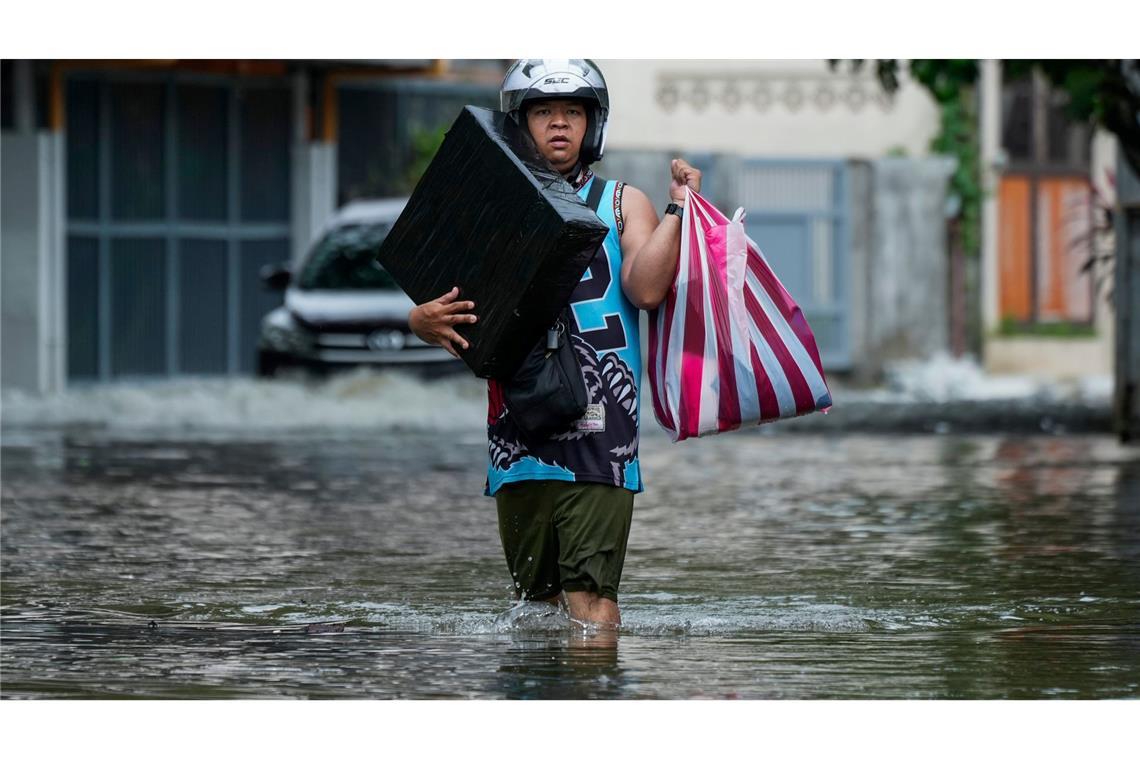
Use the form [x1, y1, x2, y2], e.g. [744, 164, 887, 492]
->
[257, 350, 284, 377]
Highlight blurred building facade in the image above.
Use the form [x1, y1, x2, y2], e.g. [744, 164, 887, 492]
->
[596, 59, 1116, 382]
[978, 60, 1117, 379]
[2, 59, 1117, 393]
[1, 59, 499, 392]
[595, 59, 951, 380]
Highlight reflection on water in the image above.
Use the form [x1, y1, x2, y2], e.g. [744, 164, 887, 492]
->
[2, 427, 1139, 698]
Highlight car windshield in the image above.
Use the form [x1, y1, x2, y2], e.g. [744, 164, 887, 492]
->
[297, 222, 398, 290]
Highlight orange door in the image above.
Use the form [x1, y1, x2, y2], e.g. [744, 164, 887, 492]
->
[998, 176, 1032, 322]
[1036, 178, 1092, 323]
[998, 175, 1093, 324]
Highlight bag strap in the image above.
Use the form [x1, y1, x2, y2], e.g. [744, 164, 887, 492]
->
[584, 175, 607, 214]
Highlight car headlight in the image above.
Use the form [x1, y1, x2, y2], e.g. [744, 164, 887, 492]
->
[261, 316, 314, 353]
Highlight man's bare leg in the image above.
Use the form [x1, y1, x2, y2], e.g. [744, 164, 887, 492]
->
[564, 591, 620, 628]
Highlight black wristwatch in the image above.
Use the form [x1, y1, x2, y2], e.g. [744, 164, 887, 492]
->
[665, 202, 684, 220]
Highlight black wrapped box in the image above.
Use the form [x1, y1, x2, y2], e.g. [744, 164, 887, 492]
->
[375, 106, 608, 379]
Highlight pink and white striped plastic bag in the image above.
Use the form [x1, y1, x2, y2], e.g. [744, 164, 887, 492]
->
[647, 188, 833, 441]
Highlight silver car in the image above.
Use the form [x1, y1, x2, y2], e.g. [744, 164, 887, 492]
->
[257, 199, 460, 376]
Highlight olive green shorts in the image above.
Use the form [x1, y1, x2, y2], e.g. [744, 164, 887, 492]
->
[495, 480, 634, 603]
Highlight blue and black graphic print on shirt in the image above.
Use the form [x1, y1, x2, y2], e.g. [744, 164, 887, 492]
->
[486, 177, 643, 495]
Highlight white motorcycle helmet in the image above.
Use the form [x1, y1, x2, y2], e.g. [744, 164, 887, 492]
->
[500, 58, 610, 164]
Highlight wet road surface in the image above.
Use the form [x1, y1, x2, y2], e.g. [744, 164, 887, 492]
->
[3, 420, 1139, 698]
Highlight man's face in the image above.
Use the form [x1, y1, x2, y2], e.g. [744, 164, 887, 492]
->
[525, 99, 588, 174]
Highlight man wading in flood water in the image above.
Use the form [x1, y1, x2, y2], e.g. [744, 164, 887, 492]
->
[409, 59, 701, 629]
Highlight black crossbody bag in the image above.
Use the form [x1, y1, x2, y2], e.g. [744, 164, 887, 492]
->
[502, 306, 587, 441]
[502, 176, 608, 441]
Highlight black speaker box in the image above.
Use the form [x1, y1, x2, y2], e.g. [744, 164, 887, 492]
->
[375, 106, 608, 379]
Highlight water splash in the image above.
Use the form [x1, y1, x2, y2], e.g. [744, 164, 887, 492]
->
[491, 600, 570, 632]
[0, 370, 487, 433]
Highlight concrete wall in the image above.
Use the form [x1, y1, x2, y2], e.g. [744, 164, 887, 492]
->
[1115, 153, 1140, 439]
[861, 157, 956, 374]
[979, 60, 1002, 335]
[847, 161, 874, 381]
[289, 70, 336, 264]
[985, 337, 1113, 379]
[2, 132, 66, 395]
[596, 59, 941, 159]
[290, 142, 337, 264]
[1091, 129, 1120, 356]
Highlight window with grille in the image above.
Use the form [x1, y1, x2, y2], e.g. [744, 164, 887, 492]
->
[997, 74, 1095, 329]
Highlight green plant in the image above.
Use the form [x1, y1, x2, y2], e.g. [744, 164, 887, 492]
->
[831, 60, 983, 259]
[841, 60, 1140, 177]
[1010, 60, 1140, 176]
[1072, 174, 1119, 306]
[996, 317, 1096, 338]
[400, 124, 449, 193]
[906, 62, 983, 264]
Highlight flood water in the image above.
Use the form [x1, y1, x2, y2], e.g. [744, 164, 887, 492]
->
[2, 378, 1139, 699]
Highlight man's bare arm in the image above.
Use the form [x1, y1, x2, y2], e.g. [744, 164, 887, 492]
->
[619, 159, 702, 310]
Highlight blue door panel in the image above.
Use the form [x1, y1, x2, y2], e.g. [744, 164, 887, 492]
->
[733, 159, 849, 369]
[748, 220, 813, 308]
